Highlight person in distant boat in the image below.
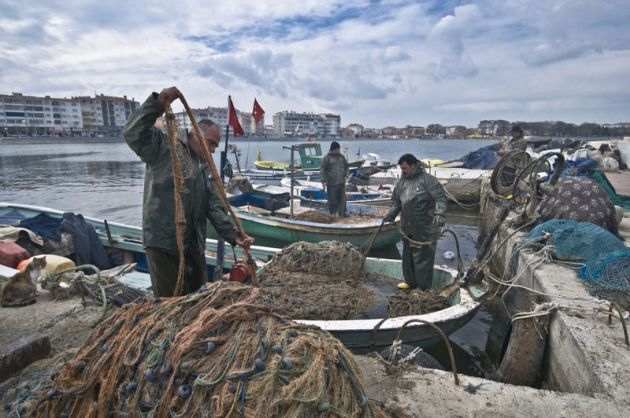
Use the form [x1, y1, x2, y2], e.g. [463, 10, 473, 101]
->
[499, 125, 527, 155]
[123, 86, 254, 297]
[320, 141, 349, 217]
[383, 154, 447, 290]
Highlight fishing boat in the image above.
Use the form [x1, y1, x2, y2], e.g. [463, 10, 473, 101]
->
[278, 177, 390, 206]
[0, 202, 487, 349]
[234, 169, 322, 184]
[370, 164, 491, 204]
[210, 195, 401, 250]
[255, 142, 364, 171]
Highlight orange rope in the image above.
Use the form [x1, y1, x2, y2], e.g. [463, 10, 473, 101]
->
[164, 105, 187, 296]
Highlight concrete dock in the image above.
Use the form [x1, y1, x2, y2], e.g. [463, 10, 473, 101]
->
[1, 174, 629, 417]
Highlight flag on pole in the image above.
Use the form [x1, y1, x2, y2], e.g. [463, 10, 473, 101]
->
[228, 96, 244, 136]
[252, 98, 265, 124]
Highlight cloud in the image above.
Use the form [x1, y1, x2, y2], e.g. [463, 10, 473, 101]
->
[1, 0, 629, 128]
[197, 49, 294, 97]
[426, 4, 482, 79]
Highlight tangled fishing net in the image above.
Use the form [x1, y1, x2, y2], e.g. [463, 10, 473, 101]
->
[579, 249, 630, 309]
[259, 241, 451, 320]
[259, 241, 377, 320]
[5, 281, 402, 418]
[387, 291, 449, 317]
[510, 219, 626, 274]
[294, 210, 338, 223]
[293, 210, 380, 225]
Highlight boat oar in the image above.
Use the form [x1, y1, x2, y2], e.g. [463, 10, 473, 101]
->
[177, 92, 259, 287]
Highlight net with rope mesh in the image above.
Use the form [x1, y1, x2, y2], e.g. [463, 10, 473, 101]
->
[3, 281, 404, 418]
[258, 241, 449, 320]
[509, 220, 629, 303]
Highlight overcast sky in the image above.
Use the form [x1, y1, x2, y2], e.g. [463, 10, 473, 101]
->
[1, 0, 629, 128]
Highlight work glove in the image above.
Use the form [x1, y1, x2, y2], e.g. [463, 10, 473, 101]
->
[433, 214, 446, 228]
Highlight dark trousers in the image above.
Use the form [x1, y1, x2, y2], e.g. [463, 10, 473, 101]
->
[401, 239, 437, 290]
[145, 247, 207, 297]
[327, 183, 346, 217]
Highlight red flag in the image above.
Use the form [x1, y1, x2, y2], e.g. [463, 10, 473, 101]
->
[252, 98, 265, 124]
[228, 96, 244, 136]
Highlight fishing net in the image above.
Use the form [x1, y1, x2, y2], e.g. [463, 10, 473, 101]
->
[258, 241, 377, 320]
[293, 210, 338, 223]
[579, 249, 630, 292]
[509, 220, 626, 274]
[258, 241, 451, 320]
[387, 292, 449, 317]
[10, 281, 400, 418]
[294, 210, 380, 225]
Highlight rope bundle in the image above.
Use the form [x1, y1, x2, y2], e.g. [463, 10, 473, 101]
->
[31, 281, 396, 417]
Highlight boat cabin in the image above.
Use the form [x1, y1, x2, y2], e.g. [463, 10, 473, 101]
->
[294, 143, 323, 170]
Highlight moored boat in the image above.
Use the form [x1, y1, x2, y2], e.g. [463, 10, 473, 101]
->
[209, 195, 401, 250]
[370, 164, 491, 204]
[0, 202, 487, 349]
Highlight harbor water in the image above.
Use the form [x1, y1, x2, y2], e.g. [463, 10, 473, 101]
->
[0, 136, 497, 375]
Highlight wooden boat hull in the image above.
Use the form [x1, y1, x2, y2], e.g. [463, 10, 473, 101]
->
[0, 202, 487, 350]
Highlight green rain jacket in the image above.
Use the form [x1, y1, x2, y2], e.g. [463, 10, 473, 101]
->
[320, 153, 349, 186]
[123, 93, 238, 255]
[385, 164, 447, 241]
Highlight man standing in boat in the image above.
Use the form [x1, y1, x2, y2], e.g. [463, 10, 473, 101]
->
[383, 154, 447, 290]
[320, 141, 349, 217]
[498, 125, 527, 155]
[123, 86, 254, 297]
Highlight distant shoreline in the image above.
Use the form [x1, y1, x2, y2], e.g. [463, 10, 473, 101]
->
[1, 135, 621, 144]
[1, 135, 496, 144]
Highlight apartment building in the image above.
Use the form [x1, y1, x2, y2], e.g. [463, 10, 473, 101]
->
[272, 111, 340, 138]
[171, 106, 258, 137]
[0, 92, 138, 136]
[0, 93, 82, 136]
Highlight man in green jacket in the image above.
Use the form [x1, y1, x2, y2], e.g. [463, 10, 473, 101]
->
[320, 141, 349, 216]
[123, 86, 254, 297]
[384, 154, 447, 290]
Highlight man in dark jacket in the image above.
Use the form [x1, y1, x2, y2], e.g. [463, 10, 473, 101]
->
[384, 154, 447, 290]
[320, 141, 349, 216]
[123, 86, 254, 297]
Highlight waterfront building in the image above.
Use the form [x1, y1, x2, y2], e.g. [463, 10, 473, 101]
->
[273, 111, 340, 138]
[346, 123, 364, 136]
[0, 92, 82, 136]
[0, 92, 138, 136]
[75, 94, 138, 136]
[403, 125, 426, 138]
[172, 106, 256, 137]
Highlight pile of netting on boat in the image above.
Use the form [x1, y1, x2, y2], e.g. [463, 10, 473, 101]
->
[258, 241, 449, 320]
[293, 210, 381, 224]
[2, 281, 404, 417]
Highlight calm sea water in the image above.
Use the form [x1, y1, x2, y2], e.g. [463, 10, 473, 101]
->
[0, 136, 496, 226]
